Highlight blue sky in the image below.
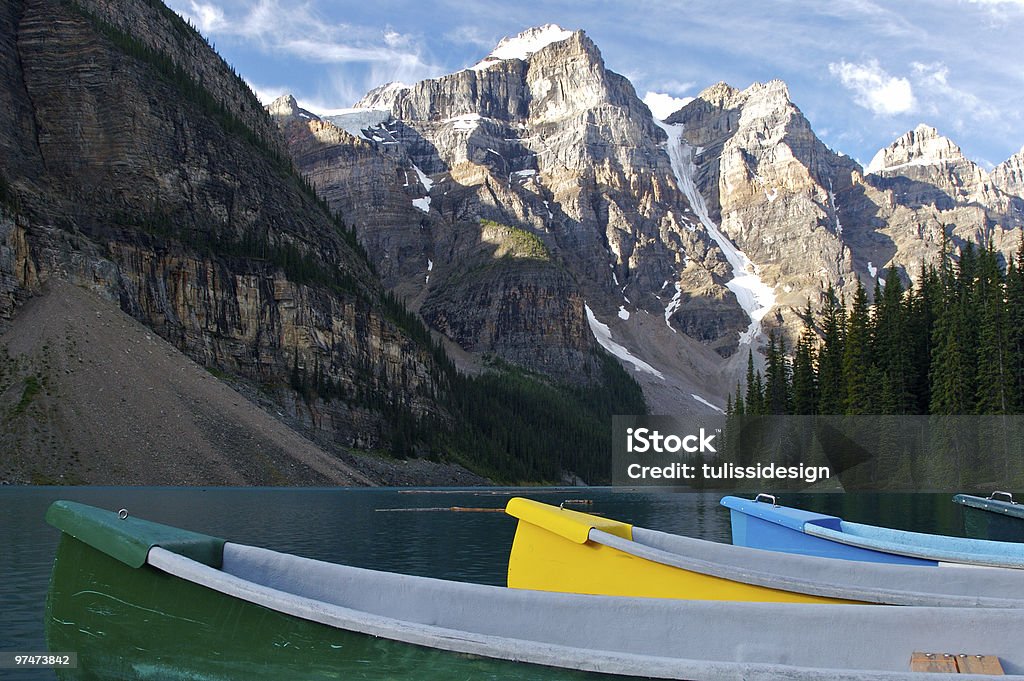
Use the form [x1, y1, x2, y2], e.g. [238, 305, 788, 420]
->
[166, 0, 1024, 169]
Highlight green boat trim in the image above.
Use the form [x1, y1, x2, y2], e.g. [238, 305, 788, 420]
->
[954, 493, 1024, 520]
[45, 500, 224, 568]
[44, 501, 1024, 680]
[954, 493, 1024, 543]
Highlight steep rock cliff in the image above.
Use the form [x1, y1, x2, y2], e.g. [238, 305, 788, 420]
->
[278, 26, 748, 410]
[667, 80, 860, 339]
[360, 28, 746, 353]
[992, 148, 1024, 199]
[272, 96, 601, 383]
[665, 83, 1024, 346]
[0, 0, 446, 461]
[844, 125, 1023, 280]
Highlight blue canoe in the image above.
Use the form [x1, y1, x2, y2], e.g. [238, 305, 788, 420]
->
[722, 494, 1024, 569]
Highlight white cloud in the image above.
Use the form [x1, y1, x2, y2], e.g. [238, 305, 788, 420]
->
[910, 61, 999, 129]
[643, 91, 694, 119]
[444, 25, 496, 50]
[964, 0, 1024, 6]
[246, 80, 290, 105]
[167, 0, 441, 103]
[183, 1, 227, 33]
[829, 59, 916, 116]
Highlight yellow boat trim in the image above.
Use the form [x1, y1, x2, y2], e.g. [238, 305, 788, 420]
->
[504, 497, 633, 543]
[505, 498, 850, 604]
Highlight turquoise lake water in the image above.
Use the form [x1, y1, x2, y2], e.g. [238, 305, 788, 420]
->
[0, 487, 968, 680]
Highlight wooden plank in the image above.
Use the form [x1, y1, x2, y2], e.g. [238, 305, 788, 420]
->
[957, 655, 1004, 675]
[910, 652, 958, 673]
[910, 652, 1005, 675]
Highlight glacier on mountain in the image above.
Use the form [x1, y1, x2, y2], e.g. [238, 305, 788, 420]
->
[654, 118, 776, 345]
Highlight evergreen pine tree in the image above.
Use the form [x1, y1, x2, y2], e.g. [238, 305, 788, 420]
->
[874, 266, 910, 414]
[1005, 235, 1024, 412]
[733, 382, 746, 416]
[974, 242, 1014, 414]
[765, 330, 790, 414]
[752, 370, 766, 415]
[745, 350, 764, 415]
[930, 236, 973, 414]
[817, 285, 846, 414]
[905, 263, 940, 414]
[843, 278, 874, 414]
[791, 305, 818, 415]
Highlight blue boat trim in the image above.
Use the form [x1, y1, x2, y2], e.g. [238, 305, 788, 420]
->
[719, 496, 842, 532]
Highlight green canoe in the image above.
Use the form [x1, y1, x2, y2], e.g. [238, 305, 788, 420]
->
[45, 500, 1024, 680]
[954, 492, 1024, 542]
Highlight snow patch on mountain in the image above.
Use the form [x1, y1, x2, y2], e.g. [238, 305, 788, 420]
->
[410, 164, 433, 213]
[447, 113, 482, 131]
[585, 304, 663, 378]
[655, 118, 776, 345]
[691, 394, 725, 413]
[827, 178, 842, 235]
[354, 81, 410, 110]
[412, 164, 434, 193]
[320, 108, 392, 141]
[664, 283, 682, 332]
[471, 24, 574, 70]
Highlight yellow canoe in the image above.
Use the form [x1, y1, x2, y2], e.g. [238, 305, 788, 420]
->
[504, 498, 1024, 607]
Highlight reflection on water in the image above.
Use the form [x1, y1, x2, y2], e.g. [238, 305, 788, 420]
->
[0, 487, 965, 680]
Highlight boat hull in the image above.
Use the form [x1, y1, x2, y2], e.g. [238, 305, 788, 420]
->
[44, 500, 1024, 680]
[505, 497, 1024, 607]
[723, 495, 1024, 569]
[955, 494, 1024, 542]
[46, 533, 599, 681]
[726, 500, 934, 566]
[508, 505, 843, 603]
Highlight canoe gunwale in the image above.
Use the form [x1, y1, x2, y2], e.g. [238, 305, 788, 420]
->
[145, 545, 1022, 680]
[506, 497, 1024, 608]
[954, 494, 1024, 520]
[588, 529, 1022, 608]
[803, 522, 1024, 569]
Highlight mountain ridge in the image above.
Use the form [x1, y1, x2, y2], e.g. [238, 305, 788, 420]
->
[0, 6, 645, 484]
[285, 24, 1023, 414]
[276, 24, 757, 415]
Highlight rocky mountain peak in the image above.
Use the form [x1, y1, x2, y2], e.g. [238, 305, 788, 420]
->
[267, 94, 300, 118]
[350, 23, 631, 129]
[746, 78, 791, 101]
[470, 24, 577, 70]
[266, 94, 328, 126]
[991, 146, 1024, 198]
[667, 78, 806, 153]
[355, 81, 410, 110]
[865, 123, 965, 175]
[694, 81, 741, 109]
